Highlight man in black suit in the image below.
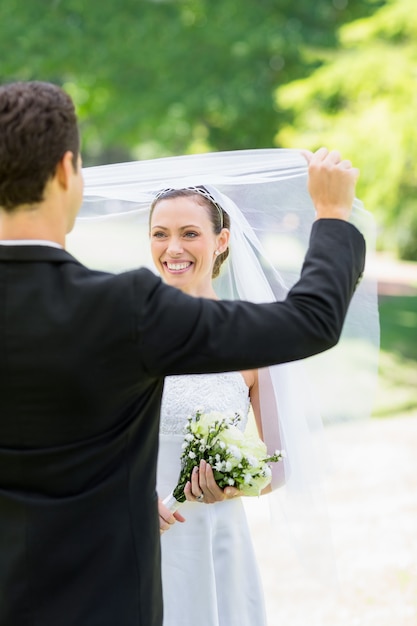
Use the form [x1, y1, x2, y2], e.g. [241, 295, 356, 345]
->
[0, 81, 364, 626]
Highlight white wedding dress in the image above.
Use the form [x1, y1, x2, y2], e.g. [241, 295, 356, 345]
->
[157, 372, 267, 626]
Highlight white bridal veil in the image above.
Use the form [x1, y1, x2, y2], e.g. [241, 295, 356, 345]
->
[68, 148, 379, 579]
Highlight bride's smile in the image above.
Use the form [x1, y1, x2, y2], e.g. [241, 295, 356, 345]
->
[165, 261, 192, 273]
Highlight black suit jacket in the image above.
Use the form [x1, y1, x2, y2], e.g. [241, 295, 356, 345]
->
[0, 220, 364, 626]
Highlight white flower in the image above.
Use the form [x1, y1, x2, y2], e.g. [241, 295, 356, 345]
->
[263, 466, 272, 479]
[227, 445, 242, 461]
[240, 436, 267, 458]
[220, 424, 244, 445]
[172, 408, 283, 506]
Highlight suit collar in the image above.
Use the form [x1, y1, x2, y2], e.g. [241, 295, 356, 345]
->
[0, 239, 62, 249]
[0, 244, 81, 264]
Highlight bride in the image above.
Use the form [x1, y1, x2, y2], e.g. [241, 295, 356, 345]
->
[71, 148, 379, 625]
[151, 186, 273, 626]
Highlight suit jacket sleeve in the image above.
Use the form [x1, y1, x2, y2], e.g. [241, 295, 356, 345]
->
[135, 219, 365, 377]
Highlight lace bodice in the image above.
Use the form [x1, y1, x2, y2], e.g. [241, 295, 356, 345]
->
[160, 372, 250, 436]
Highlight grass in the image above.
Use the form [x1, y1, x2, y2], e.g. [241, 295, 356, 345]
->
[378, 295, 417, 360]
[372, 295, 417, 417]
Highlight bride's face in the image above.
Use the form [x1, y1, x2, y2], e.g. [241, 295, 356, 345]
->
[150, 195, 227, 296]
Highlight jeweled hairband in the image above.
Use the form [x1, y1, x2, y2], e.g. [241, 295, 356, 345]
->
[153, 185, 224, 229]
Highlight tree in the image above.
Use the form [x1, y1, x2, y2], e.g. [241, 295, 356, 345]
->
[0, 0, 379, 163]
[274, 0, 417, 259]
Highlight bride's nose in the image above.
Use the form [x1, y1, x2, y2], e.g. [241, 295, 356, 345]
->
[166, 238, 184, 256]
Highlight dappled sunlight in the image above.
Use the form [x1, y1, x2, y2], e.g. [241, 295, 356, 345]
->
[245, 413, 417, 625]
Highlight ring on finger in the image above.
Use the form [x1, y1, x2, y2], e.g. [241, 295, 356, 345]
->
[196, 493, 204, 502]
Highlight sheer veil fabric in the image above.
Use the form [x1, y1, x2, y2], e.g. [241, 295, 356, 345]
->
[68, 148, 379, 581]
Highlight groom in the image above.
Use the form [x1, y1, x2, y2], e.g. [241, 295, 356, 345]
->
[0, 81, 364, 626]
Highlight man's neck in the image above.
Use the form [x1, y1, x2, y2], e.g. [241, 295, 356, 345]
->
[0, 203, 67, 247]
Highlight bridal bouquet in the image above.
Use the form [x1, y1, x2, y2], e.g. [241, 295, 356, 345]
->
[163, 408, 285, 512]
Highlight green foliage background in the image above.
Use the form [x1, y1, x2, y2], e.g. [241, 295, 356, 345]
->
[275, 0, 417, 259]
[0, 0, 416, 258]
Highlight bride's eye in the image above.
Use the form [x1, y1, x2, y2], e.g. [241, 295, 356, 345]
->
[184, 231, 198, 238]
[152, 231, 167, 239]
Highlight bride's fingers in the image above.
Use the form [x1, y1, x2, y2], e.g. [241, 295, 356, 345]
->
[185, 465, 213, 503]
[159, 515, 174, 533]
[184, 480, 194, 501]
[199, 460, 223, 503]
[188, 466, 203, 500]
[224, 486, 241, 498]
[184, 479, 203, 503]
[184, 470, 206, 502]
[196, 460, 211, 501]
[173, 510, 186, 523]
[158, 498, 177, 533]
[186, 461, 239, 504]
[203, 463, 240, 500]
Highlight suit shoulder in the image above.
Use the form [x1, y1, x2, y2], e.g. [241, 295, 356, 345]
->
[114, 267, 164, 304]
[122, 267, 161, 288]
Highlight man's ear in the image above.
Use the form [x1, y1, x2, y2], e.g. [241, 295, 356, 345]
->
[55, 151, 75, 190]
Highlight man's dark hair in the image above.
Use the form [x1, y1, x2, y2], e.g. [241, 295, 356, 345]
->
[0, 81, 80, 211]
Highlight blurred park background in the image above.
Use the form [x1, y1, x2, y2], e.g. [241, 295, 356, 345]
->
[2, 0, 416, 623]
[2, 0, 417, 260]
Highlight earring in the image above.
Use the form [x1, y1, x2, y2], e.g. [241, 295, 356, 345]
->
[214, 250, 220, 256]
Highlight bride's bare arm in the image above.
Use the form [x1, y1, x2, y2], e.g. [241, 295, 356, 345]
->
[245, 370, 272, 495]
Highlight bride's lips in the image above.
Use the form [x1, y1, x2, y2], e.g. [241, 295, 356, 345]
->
[163, 261, 193, 274]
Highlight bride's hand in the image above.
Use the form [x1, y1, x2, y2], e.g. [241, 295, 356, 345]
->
[158, 498, 185, 534]
[184, 459, 241, 504]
